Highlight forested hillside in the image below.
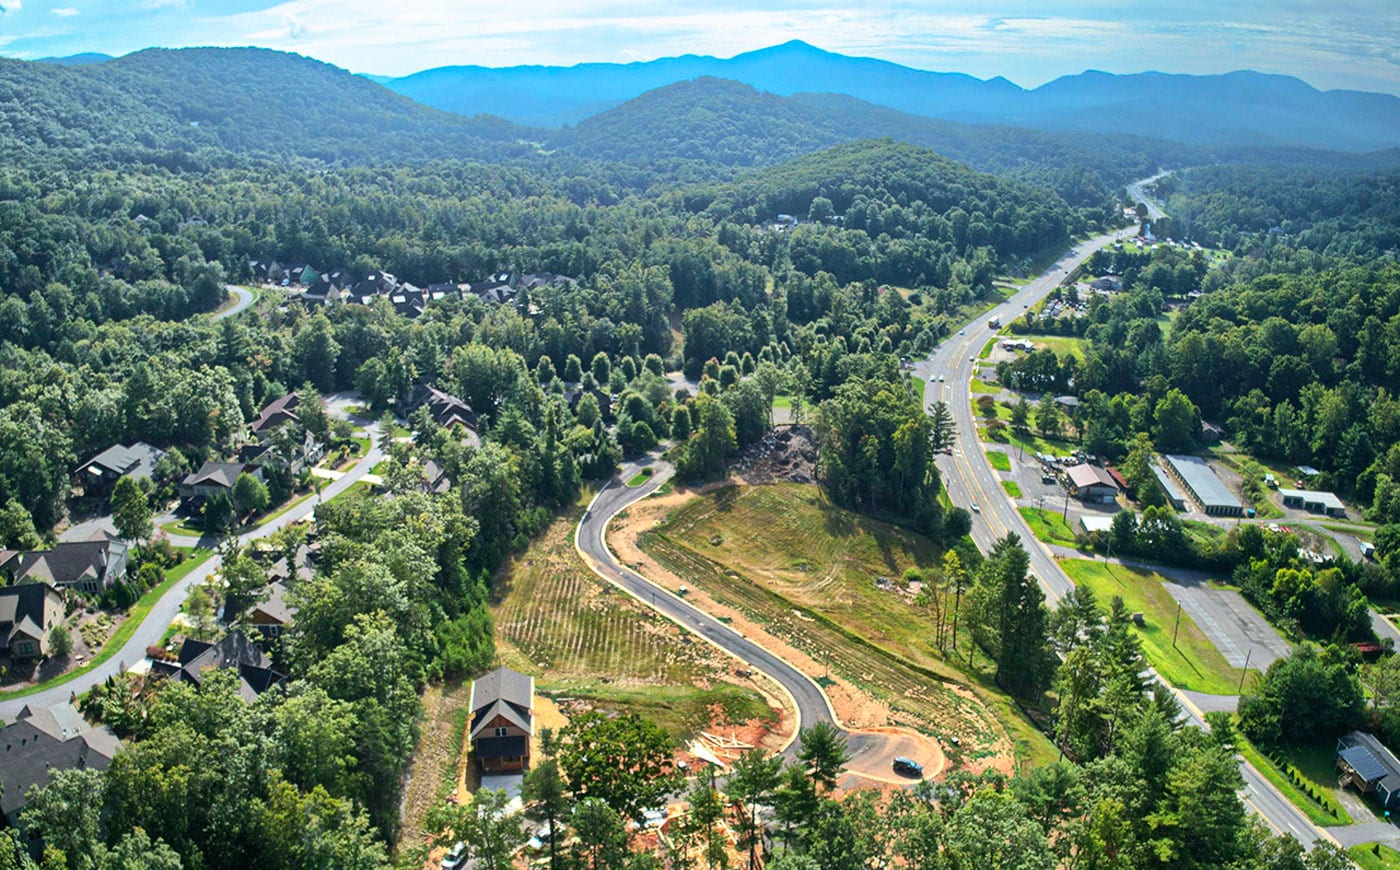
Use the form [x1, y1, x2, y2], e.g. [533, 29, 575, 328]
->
[0, 48, 532, 166]
[559, 77, 1176, 207]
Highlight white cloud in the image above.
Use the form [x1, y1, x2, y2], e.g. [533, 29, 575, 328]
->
[0, 1, 21, 14]
[51, 7, 79, 17]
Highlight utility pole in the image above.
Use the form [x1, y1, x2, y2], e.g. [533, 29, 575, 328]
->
[1171, 601, 1181, 649]
[1238, 648, 1252, 695]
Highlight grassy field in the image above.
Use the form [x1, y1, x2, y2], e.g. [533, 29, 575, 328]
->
[493, 505, 768, 741]
[1002, 481, 1023, 498]
[1060, 559, 1256, 696]
[0, 550, 215, 701]
[640, 483, 1058, 769]
[772, 394, 793, 409]
[626, 468, 655, 487]
[1236, 737, 1354, 826]
[986, 450, 1012, 471]
[1023, 334, 1089, 361]
[1350, 844, 1400, 869]
[1019, 507, 1078, 546]
[969, 379, 1002, 395]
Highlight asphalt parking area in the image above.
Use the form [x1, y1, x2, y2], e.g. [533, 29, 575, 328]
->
[842, 728, 947, 786]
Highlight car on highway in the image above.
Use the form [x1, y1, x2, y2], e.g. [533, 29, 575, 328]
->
[893, 757, 924, 777]
[958, 329, 965, 335]
[937, 375, 944, 382]
[970, 503, 980, 513]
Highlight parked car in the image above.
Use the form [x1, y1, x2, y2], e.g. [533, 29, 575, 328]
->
[893, 757, 924, 777]
[441, 842, 466, 870]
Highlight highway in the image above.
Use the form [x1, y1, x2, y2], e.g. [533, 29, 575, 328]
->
[914, 212, 1329, 845]
[1126, 172, 1171, 221]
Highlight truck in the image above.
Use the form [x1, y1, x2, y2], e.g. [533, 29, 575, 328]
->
[989, 316, 1001, 328]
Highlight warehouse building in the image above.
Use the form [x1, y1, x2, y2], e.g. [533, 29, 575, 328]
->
[1280, 488, 1347, 518]
[1164, 454, 1243, 517]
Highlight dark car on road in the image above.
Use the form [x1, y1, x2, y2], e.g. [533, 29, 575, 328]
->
[893, 757, 923, 778]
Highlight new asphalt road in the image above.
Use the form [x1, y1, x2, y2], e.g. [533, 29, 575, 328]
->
[575, 457, 838, 761]
[214, 285, 256, 320]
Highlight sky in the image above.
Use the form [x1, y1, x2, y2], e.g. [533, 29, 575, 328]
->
[0, 0, 1397, 94]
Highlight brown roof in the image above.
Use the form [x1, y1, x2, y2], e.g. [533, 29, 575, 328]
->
[1067, 463, 1118, 491]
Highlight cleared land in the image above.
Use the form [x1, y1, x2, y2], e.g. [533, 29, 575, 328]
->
[1060, 559, 1257, 696]
[492, 505, 773, 740]
[637, 482, 1057, 770]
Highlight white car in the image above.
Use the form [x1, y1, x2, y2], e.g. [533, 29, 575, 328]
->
[970, 503, 980, 513]
[958, 329, 966, 335]
[441, 842, 466, 870]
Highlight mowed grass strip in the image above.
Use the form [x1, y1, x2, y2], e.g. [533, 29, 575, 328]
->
[1002, 481, 1023, 498]
[1233, 737, 1353, 826]
[642, 483, 1057, 767]
[1349, 844, 1400, 869]
[1018, 507, 1077, 546]
[986, 450, 1012, 471]
[1060, 559, 1251, 695]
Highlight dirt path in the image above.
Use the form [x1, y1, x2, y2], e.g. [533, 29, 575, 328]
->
[399, 678, 471, 845]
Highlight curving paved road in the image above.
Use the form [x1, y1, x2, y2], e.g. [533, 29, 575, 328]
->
[0, 422, 384, 720]
[213, 285, 256, 321]
[575, 457, 837, 761]
[1126, 172, 1171, 221]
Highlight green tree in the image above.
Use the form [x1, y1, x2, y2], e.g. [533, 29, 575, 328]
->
[797, 721, 850, 795]
[110, 475, 153, 543]
[675, 394, 736, 481]
[727, 749, 783, 870]
[1035, 395, 1063, 439]
[558, 711, 679, 823]
[425, 789, 522, 870]
[19, 768, 104, 870]
[1152, 388, 1199, 453]
[1121, 432, 1163, 507]
[523, 759, 568, 870]
[230, 472, 270, 518]
[47, 624, 72, 659]
[929, 400, 956, 451]
[1239, 644, 1364, 745]
[569, 798, 630, 870]
[1011, 396, 1030, 436]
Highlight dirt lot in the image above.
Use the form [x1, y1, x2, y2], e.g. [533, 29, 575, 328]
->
[733, 425, 818, 485]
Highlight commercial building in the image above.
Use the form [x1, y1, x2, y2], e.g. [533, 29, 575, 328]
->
[1164, 454, 1243, 517]
[1279, 488, 1347, 518]
[1151, 465, 1189, 511]
[1066, 463, 1119, 504]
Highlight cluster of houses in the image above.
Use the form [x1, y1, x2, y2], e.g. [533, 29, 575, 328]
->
[177, 391, 324, 508]
[250, 260, 572, 319]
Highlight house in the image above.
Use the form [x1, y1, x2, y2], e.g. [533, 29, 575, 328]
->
[179, 462, 261, 504]
[469, 666, 534, 773]
[401, 383, 477, 430]
[151, 631, 286, 702]
[242, 581, 297, 639]
[1066, 464, 1119, 504]
[1089, 276, 1124, 293]
[0, 702, 121, 824]
[0, 583, 64, 658]
[250, 393, 302, 437]
[423, 459, 453, 495]
[74, 442, 166, 500]
[1279, 488, 1347, 518]
[564, 387, 613, 420]
[0, 540, 128, 594]
[1338, 732, 1400, 810]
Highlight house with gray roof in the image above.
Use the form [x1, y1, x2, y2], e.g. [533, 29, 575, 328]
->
[179, 461, 261, 505]
[469, 666, 534, 773]
[151, 631, 286, 702]
[0, 701, 121, 823]
[1338, 731, 1400, 810]
[0, 583, 63, 658]
[0, 539, 128, 594]
[75, 442, 166, 500]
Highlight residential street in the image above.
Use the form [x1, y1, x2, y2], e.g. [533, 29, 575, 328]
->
[0, 418, 384, 720]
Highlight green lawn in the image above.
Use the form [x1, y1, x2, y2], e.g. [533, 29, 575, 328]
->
[626, 468, 655, 488]
[1236, 737, 1354, 826]
[978, 339, 997, 360]
[1060, 559, 1256, 696]
[1018, 507, 1078, 546]
[908, 375, 927, 400]
[159, 516, 206, 536]
[0, 550, 215, 701]
[771, 394, 793, 409]
[969, 379, 1003, 395]
[1349, 844, 1400, 869]
[1023, 334, 1089, 361]
[1002, 481, 1023, 498]
[986, 450, 1012, 471]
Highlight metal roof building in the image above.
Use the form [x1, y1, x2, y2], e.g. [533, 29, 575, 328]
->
[1279, 488, 1347, 518]
[1151, 465, 1188, 511]
[1338, 732, 1400, 810]
[1164, 454, 1242, 517]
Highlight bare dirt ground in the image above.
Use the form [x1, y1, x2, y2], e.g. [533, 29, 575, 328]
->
[608, 482, 1006, 784]
[733, 425, 818, 485]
